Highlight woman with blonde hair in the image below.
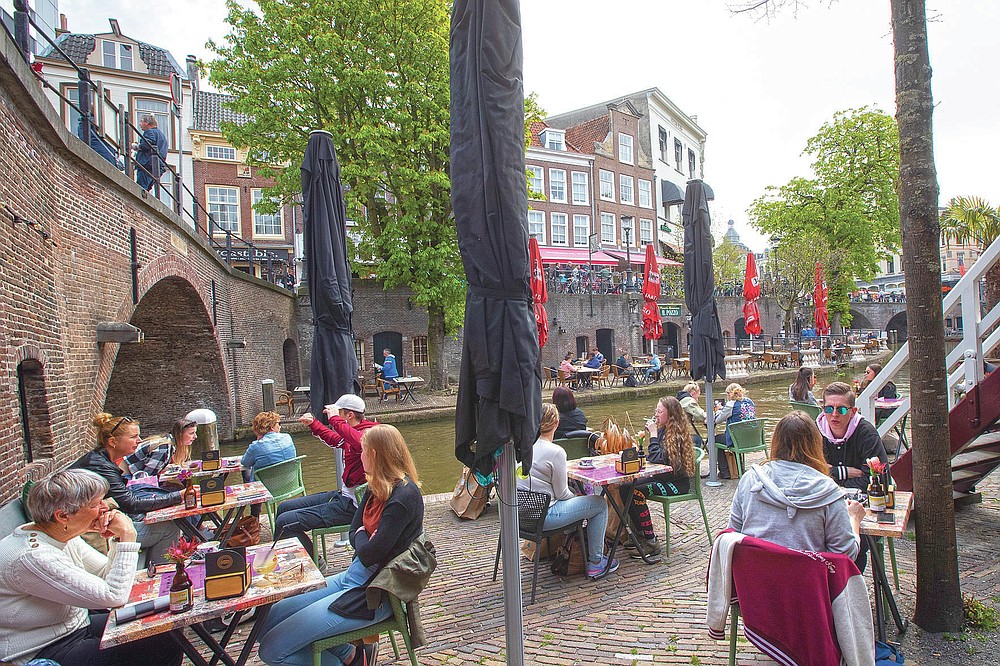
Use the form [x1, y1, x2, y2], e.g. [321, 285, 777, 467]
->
[728, 411, 864, 558]
[517, 403, 617, 579]
[124, 417, 197, 478]
[624, 396, 697, 560]
[713, 383, 756, 479]
[72, 413, 183, 567]
[258, 424, 424, 666]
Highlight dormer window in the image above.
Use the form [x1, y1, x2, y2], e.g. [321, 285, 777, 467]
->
[102, 40, 134, 71]
[541, 129, 565, 151]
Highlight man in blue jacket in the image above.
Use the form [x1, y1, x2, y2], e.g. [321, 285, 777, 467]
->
[135, 114, 168, 192]
[375, 348, 399, 389]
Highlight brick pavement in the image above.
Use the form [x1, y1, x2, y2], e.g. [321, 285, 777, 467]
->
[198, 458, 998, 665]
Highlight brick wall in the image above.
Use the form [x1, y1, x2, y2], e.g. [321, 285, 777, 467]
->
[0, 34, 302, 501]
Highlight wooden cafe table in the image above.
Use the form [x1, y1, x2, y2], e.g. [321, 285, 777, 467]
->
[144, 481, 272, 545]
[566, 453, 672, 575]
[102, 539, 325, 666]
[860, 490, 913, 641]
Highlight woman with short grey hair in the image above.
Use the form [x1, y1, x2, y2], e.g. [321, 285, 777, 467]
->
[0, 469, 182, 666]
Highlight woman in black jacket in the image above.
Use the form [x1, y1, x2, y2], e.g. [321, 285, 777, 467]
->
[72, 413, 182, 567]
[552, 387, 589, 438]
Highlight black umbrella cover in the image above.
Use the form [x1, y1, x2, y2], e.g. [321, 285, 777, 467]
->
[451, 0, 541, 477]
[682, 180, 726, 383]
[301, 131, 358, 416]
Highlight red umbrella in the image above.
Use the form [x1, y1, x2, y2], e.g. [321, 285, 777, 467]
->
[742, 252, 761, 336]
[529, 237, 548, 347]
[814, 262, 830, 335]
[641, 244, 662, 340]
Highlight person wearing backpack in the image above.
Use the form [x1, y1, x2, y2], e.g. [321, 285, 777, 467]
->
[712, 383, 756, 479]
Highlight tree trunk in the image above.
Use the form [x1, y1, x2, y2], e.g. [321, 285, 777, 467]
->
[891, 0, 963, 632]
[426, 303, 449, 390]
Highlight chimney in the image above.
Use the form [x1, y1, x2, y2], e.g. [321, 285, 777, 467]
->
[109, 18, 122, 36]
[58, 13, 68, 34]
[690, 115, 698, 124]
[186, 55, 200, 93]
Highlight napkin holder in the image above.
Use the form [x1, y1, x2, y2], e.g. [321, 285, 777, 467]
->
[616, 447, 641, 475]
[200, 477, 227, 507]
[204, 548, 250, 601]
[201, 449, 222, 471]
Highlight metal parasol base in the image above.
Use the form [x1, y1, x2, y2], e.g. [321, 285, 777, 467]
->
[705, 381, 721, 487]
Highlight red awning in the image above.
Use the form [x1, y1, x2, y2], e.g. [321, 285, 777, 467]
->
[604, 250, 682, 268]
[537, 246, 620, 266]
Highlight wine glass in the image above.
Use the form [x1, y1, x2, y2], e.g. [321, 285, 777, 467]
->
[253, 547, 278, 582]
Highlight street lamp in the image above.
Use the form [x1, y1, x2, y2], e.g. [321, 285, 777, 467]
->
[622, 216, 634, 292]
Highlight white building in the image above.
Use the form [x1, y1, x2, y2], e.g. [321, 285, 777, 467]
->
[1, 0, 58, 54]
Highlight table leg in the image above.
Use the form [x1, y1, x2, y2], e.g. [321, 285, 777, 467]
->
[190, 621, 240, 666]
[214, 506, 246, 546]
[403, 384, 419, 404]
[865, 535, 908, 640]
[599, 481, 661, 577]
[235, 604, 272, 666]
[167, 627, 212, 666]
[176, 516, 205, 541]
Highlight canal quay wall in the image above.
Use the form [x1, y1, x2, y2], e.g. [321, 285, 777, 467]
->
[0, 33, 299, 500]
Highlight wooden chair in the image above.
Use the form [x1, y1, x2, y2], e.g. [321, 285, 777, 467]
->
[718, 419, 767, 478]
[789, 401, 822, 420]
[646, 448, 712, 556]
[359, 375, 380, 398]
[670, 358, 684, 378]
[276, 390, 297, 416]
[556, 368, 574, 388]
[608, 365, 625, 387]
[377, 375, 401, 403]
[492, 489, 588, 604]
[310, 591, 416, 666]
[595, 364, 611, 388]
[252, 455, 307, 531]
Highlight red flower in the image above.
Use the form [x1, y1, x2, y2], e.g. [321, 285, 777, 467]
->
[164, 537, 199, 563]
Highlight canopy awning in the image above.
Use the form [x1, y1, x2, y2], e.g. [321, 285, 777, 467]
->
[604, 250, 682, 268]
[537, 246, 620, 265]
[662, 179, 714, 207]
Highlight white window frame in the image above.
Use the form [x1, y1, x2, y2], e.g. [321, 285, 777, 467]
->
[674, 139, 683, 171]
[134, 97, 173, 150]
[541, 129, 566, 151]
[619, 175, 635, 205]
[571, 171, 588, 205]
[527, 210, 546, 244]
[102, 40, 133, 70]
[601, 212, 616, 244]
[550, 213, 568, 246]
[622, 216, 636, 247]
[251, 189, 283, 238]
[638, 179, 652, 208]
[618, 133, 634, 165]
[206, 186, 240, 234]
[639, 218, 653, 246]
[688, 148, 697, 178]
[599, 169, 615, 201]
[658, 126, 669, 163]
[549, 169, 567, 203]
[527, 165, 544, 199]
[573, 215, 590, 247]
[206, 145, 237, 161]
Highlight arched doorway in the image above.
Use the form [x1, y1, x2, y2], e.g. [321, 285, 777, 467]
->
[596, 328, 615, 362]
[283, 339, 301, 390]
[105, 277, 229, 436]
[372, 331, 404, 375]
[886, 311, 908, 341]
[848, 309, 874, 331]
[658, 322, 680, 359]
[17, 359, 54, 463]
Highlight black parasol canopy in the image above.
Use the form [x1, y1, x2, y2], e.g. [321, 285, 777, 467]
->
[301, 130, 358, 417]
[683, 179, 726, 384]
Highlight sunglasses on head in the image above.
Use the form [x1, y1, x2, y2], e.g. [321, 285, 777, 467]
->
[110, 416, 134, 435]
[823, 405, 851, 415]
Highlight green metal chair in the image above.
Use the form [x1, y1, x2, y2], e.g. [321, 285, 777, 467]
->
[310, 592, 415, 666]
[309, 484, 368, 567]
[789, 401, 822, 420]
[718, 419, 767, 478]
[252, 455, 307, 531]
[646, 448, 713, 556]
[552, 435, 591, 461]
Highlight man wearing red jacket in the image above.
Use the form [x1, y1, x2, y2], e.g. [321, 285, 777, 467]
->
[273, 394, 376, 556]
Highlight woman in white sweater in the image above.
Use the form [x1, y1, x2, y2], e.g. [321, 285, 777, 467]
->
[516, 403, 618, 579]
[0, 469, 182, 666]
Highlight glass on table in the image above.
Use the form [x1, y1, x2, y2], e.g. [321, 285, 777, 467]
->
[253, 547, 278, 581]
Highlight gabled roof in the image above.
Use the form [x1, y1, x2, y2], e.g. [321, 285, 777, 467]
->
[564, 115, 609, 154]
[547, 87, 705, 139]
[193, 91, 250, 132]
[528, 120, 584, 153]
[39, 33, 185, 79]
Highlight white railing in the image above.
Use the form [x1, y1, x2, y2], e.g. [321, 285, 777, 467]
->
[858, 233, 1000, 440]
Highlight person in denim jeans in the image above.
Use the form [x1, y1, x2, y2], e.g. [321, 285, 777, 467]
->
[516, 403, 618, 578]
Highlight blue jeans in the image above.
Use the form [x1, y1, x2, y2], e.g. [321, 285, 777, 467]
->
[257, 557, 391, 666]
[543, 495, 607, 563]
[275, 491, 357, 554]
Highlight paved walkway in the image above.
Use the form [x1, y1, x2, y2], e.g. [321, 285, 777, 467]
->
[205, 460, 998, 665]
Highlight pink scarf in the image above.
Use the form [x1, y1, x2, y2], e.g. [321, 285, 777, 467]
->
[815, 412, 862, 445]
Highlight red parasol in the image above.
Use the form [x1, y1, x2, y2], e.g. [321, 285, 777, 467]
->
[813, 262, 830, 335]
[742, 252, 761, 336]
[528, 237, 548, 347]
[641, 244, 662, 340]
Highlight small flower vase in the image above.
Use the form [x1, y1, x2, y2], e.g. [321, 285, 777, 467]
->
[169, 561, 193, 613]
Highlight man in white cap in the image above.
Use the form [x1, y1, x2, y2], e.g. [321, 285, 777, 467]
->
[273, 394, 376, 558]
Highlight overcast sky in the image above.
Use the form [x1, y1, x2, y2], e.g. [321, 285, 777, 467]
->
[60, 0, 1000, 252]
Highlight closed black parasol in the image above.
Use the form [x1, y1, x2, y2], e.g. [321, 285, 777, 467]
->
[301, 130, 358, 418]
[451, 1, 539, 662]
[683, 179, 726, 483]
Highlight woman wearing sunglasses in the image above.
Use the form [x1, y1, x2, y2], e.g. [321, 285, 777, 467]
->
[72, 413, 184, 567]
[816, 383, 887, 492]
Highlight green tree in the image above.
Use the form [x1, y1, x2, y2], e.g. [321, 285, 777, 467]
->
[206, 0, 461, 389]
[524, 92, 546, 200]
[940, 196, 1000, 309]
[763, 232, 836, 334]
[712, 238, 745, 292]
[748, 107, 900, 330]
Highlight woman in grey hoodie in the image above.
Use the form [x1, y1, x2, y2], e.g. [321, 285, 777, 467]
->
[728, 412, 865, 560]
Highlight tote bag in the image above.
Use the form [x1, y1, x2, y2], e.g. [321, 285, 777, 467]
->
[449, 467, 491, 520]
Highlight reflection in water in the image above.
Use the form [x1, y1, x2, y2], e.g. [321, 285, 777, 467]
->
[224, 365, 909, 496]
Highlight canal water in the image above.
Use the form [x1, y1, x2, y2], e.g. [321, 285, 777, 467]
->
[224, 365, 910, 496]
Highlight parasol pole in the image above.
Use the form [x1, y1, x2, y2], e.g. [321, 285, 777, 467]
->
[498, 440, 524, 666]
[705, 379, 720, 487]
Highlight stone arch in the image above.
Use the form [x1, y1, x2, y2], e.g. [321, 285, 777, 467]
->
[283, 339, 301, 391]
[848, 309, 874, 330]
[104, 275, 230, 436]
[886, 311, 908, 341]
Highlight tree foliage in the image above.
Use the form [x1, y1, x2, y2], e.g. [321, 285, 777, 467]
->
[206, 0, 461, 387]
[940, 195, 1000, 308]
[713, 238, 746, 290]
[763, 231, 837, 331]
[748, 107, 900, 328]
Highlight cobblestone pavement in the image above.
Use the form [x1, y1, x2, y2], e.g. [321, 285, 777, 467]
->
[206, 458, 998, 665]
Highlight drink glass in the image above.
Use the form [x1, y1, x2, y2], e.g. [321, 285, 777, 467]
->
[253, 547, 278, 582]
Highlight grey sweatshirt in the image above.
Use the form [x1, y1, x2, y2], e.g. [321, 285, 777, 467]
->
[728, 460, 859, 559]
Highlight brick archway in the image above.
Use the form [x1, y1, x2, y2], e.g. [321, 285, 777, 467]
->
[103, 274, 231, 436]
